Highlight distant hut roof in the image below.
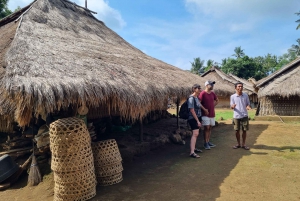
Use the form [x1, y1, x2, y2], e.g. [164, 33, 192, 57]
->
[0, 0, 205, 126]
[201, 67, 255, 96]
[256, 57, 300, 98]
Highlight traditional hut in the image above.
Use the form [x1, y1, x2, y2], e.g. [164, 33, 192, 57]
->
[255, 57, 300, 116]
[0, 0, 205, 128]
[201, 67, 257, 108]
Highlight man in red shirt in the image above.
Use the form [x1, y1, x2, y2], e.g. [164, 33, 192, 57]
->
[199, 81, 219, 150]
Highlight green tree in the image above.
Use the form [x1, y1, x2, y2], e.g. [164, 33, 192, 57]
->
[0, 0, 12, 19]
[232, 46, 245, 58]
[289, 38, 300, 56]
[296, 11, 300, 30]
[221, 58, 227, 67]
[14, 6, 21, 12]
[221, 56, 264, 80]
[190, 57, 205, 75]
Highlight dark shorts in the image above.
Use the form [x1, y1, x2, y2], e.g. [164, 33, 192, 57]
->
[188, 117, 201, 130]
[233, 117, 249, 131]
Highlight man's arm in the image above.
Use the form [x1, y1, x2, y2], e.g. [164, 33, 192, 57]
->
[214, 98, 219, 106]
[230, 95, 236, 109]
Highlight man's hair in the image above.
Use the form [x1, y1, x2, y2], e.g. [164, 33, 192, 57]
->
[234, 82, 243, 88]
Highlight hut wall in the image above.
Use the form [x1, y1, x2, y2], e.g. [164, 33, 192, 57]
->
[259, 96, 300, 116]
[216, 96, 230, 108]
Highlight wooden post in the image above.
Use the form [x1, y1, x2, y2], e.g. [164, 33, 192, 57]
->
[176, 97, 180, 129]
[139, 119, 143, 142]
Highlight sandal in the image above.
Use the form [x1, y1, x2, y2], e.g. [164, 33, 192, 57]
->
[232, 145, 241, 149]
[241, 146, 250, 150]
[194, 148, 203, 153]
[190, 153, 200, 158]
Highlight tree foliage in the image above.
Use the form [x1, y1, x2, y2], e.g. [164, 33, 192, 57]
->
[190, 57, 205, 75]
[296, 11, 300, 30]
[0, 0, 12, 19]
[232, 46, 245, 58]
[221, 56, 263, 80]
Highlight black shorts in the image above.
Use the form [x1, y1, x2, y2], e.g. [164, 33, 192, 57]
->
[188, 117, 201, 130]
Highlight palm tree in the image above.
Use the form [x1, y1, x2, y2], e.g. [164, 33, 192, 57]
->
[232, 46, 245, 58]
[296, 11, 300, 30]
[190, 57, 205, 75]
[288, 38, 300, 56]
[221, 58, 227, 67]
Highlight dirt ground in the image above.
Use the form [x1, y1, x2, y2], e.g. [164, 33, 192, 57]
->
[1, 118, 300, 201]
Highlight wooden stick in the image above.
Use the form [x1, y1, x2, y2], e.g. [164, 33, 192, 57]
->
[0, 147, 32, 155]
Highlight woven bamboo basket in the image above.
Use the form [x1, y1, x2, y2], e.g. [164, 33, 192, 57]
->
[97, 172, 123, 186]
[50, 117, 93, 172]
[50, 117, 96, 201]
[92, 139, 123, 185]
[92, 139, 122, 167]
[95, 162, 123, 177]
[53, 181, 96, 201]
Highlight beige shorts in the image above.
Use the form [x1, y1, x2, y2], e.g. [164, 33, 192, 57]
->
[233, 117, 249, 131]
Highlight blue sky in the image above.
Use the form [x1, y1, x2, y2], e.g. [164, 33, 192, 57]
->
[8, 0, 300, 70]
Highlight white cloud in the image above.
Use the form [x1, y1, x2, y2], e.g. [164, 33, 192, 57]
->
[77, 0, 126, 30]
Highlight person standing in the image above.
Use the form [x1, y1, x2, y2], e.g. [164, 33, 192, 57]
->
[230, 82, 252, 150]
[199, 81, 218, 150]
[188, 84, 207, 158]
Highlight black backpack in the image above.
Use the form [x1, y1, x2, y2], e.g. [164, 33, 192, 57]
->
[179, 96, 196, 119]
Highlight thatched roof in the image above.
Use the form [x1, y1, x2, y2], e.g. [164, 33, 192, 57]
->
[0, 0, 205, 126]
[201, 67, 255, 96]
[256, 57, 300, 98]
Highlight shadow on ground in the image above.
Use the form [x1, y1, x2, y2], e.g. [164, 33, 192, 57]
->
[91, 119, 269, 201]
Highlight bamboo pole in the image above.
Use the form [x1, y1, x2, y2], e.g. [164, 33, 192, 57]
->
[176, 97, 179, 129]
[139, 119, 143, 142]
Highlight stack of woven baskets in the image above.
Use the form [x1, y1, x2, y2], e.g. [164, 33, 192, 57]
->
[49, 117, 96, 201]
[92, 139, 123, 186]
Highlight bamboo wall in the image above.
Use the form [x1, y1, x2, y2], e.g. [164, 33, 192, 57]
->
[258, 96, 300, 116]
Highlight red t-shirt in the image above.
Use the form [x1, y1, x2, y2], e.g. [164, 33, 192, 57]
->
[198, 91, 217, 117]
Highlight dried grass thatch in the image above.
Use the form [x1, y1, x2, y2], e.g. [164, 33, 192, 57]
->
[201, 67, 256, 96]
[0, 0, 205, 126]
[256, 57, 300, 98]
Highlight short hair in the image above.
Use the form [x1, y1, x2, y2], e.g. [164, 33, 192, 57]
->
[234, 82, 243, 88]
[192, 84, 201, 91]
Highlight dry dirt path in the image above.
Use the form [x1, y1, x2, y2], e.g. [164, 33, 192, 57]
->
[1, 120, 300, 201]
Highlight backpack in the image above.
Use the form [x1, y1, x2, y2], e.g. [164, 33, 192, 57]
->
[179, 96, 196, 119]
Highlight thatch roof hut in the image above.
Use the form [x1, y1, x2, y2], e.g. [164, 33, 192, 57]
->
[201, 67, 257, 107]
[255, 57, 300, 116]
[0, 0, 205, 127]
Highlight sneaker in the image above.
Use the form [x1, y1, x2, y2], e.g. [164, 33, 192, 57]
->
[208, 142, 216, 148]
[204, 143, 210, 150]
[194, 148, 203, 153]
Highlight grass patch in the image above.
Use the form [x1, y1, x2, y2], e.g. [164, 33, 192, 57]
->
[215, 109, 256, 121]
[168, 108, 257, 121]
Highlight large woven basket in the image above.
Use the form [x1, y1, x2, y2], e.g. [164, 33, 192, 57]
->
[97, 172, 123, 186]
[92, 139, 122, 167]
[92, 139, 123, 186]
[50, 117, 96, 201]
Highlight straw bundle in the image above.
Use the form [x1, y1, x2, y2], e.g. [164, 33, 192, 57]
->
[92, 139, 123, 186]
[49, 117, 96, 201]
